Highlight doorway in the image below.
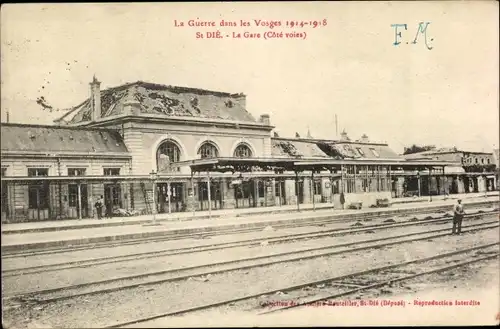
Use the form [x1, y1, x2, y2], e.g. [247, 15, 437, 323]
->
[68, 184, 89, 218]
[157, 182, 185, 213]
[104, 184, 122, 217]
[296, 180, 304, 204]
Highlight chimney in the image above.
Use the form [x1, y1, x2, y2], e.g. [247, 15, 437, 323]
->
[259, 114, 270, 126]
[90, 75, 101, 121]
[360, 133, 369, 143]
[340, 129, 350, 141]
[123, 90, 141, 116]
[235, 93, 246, 111]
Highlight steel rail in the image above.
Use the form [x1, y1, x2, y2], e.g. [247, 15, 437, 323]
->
[5, 220, 498, 305]
[2, 211, 495, 277]
[104, 243, 499, 328]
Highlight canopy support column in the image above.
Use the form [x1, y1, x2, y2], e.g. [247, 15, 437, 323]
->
[417, 170, 421, 197]
[191, 170, 196, 217]
[311, 171, 315, 211]
[207, 171, 212, 219]
[428, 167, 433, 202]
[353, 165, 357, 193]
[442, 166, 447, 200]
[77, 182, 82, 220]
[295, 171, 300, 212]
[388, 166, 392, 197]
[278, 178, 283, 207]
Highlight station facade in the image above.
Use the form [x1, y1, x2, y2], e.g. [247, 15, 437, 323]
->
[1, 78, 497, 222]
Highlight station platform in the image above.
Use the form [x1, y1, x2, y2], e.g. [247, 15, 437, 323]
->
[2, 192, 498, 234]
[1, 193, 498, 252]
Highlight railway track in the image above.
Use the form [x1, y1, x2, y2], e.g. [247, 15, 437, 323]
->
[4, 218, 498, 306]
[3, 201, 496, 258]
[2, 209, 497, 277]
[105, 242, 499, 328]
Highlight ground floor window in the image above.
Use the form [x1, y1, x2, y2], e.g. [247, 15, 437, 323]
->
[1, 182, 8, 215]
[104, 184, 122, 212]
[235, 181, 253, 199]
[313, 180, 322, 195]
[198, 181, 220, 201]
[257, 181, 265, 198]
[274, 180, 285, 197]
[28, 183, 49, 209]
[1, 168, 7, 215]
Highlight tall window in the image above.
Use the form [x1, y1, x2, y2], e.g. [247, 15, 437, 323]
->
[157, 140, 181, 172]
[257, 181, 265, 198]
[234, 144, 252, 158]
[108, 186, 122, 206]
[28, 168, 49, 210]
[68, 185, 80, 207]
[104, 168, 120, 176]
[274, 180, 285, 197]
[198, 142, 219, 159]
[313, 180, 322, 195]
[1, 168, 7, 216]
[68, 168, 86, 208]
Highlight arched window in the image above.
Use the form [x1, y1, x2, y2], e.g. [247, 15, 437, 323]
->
[198, 142, 219, 159]
[234, 144, 252, 158]
[157, 140, 181, 172]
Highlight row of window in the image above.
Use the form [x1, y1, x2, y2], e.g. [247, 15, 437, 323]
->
[464, 157, 491, 165]
[342, 145, 380, 158]
[355, 147, 380, 158]
[157, 141, 253, 164]
[24, 168, 121, 177]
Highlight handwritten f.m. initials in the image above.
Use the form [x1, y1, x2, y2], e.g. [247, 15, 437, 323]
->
[412, 22, 433, 50]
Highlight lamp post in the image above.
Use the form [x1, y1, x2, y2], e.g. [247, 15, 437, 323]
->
[167, 179, 172, 215]
[150, 170, 158, 225]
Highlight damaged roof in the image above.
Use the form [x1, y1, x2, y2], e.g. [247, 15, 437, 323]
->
[321, 141, 402, 160]
[272, 138, 402, 160]
[55, 81, 255, 124]
[272, 139, 329, 158]
[1, 123, 129, 154]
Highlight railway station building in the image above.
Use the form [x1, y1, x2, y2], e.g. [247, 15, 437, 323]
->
[1, 77, 496, 223]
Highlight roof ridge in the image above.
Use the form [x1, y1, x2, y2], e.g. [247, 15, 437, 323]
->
[133, 81, 245, 97]
[1, 122, 118, 133]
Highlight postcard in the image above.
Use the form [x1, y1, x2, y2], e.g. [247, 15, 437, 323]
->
[1, 1, 499, 328]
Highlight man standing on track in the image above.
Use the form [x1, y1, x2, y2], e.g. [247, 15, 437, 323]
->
[452, 199, 465, 235]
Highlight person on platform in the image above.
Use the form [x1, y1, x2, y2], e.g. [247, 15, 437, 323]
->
[452, 199, 465, 235]
[105, 197, 113, 219]
[340, 192, 345, 210]
[95, 195, 104, 220]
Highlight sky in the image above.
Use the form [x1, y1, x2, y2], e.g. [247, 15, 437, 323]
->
[1, 2, 498, 154]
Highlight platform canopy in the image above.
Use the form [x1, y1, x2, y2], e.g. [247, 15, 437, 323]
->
[174, 157, 461, 174]
[174, 157, 299, 173]
[294, 159, 460, 171]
